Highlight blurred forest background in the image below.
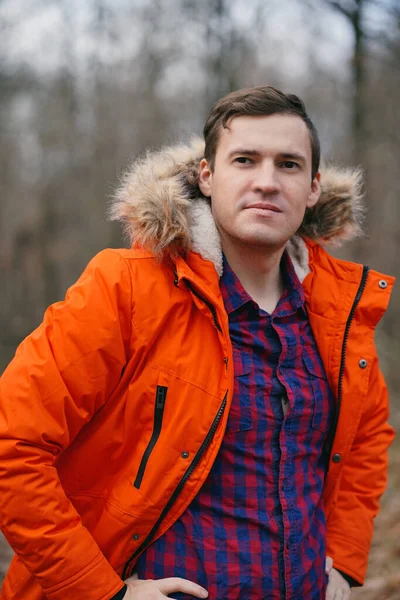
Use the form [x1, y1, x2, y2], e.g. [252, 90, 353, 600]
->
[1, 0, 399, 597]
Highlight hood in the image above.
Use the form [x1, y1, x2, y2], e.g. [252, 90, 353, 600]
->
[110, 138, 364, 278]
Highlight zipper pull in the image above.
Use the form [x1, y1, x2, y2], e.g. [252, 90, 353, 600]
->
[156, 386, 167, 409]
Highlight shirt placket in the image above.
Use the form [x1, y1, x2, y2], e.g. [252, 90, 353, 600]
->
[273, 311, 302, 600]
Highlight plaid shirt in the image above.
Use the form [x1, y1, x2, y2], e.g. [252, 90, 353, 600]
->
[135, 251, 334, 599]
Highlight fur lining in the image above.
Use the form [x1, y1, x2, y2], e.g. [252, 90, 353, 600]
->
[110, 138, 364, 278]
[298, 165, 364, 245]
[188, 199, 224, 276]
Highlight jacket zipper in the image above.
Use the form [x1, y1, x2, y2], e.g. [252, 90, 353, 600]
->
[133, 386, 168, 489]
[326, 265, 370, 455]
[184, 280, 222, 333]
[122, 391, 228, 580]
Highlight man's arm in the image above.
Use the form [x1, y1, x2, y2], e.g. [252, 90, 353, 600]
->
[0, 249, 132, 600]
[326, 352, 395, 585]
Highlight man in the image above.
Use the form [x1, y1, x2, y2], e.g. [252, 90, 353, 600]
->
[0, 86, 395, 600]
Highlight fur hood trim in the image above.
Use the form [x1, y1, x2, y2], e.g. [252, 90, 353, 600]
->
[110, 138, 364, 276]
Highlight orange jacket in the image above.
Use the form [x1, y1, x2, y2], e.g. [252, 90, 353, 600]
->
[0, 141, 395, 599]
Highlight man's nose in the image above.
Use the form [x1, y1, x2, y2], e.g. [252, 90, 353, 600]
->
[251, 164, 280, 194]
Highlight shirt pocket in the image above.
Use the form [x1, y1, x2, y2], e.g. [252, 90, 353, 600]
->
[226, 346, 253, 434]
[302, 350, 333, 433]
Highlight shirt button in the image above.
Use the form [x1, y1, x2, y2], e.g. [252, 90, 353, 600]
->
[378, 280, 388, 289]
[332, 453, 342, 463]
[181, 451, 189, 459]
[359, 359, 368, 369]
[132, 533, 140, 540]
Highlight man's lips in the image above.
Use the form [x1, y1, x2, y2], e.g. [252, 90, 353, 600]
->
[245, 203, 282, 213]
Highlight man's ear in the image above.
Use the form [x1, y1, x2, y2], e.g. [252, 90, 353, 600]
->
[198, 158, 212, 198]
[307, 172, 321, 208]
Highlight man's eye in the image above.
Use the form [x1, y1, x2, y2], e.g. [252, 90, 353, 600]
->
[282, 161, 299, 169]
[234, 157, 252, 164]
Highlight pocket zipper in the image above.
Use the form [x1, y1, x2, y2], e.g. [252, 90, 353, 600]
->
[133, 386, 167, 489]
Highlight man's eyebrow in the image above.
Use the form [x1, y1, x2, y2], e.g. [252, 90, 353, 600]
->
[227, 149, 307, 162]
[227, 148, 261, 158]
[279, 152, 307, 162]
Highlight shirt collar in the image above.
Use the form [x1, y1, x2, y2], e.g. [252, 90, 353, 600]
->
[220, 250, 305, 316]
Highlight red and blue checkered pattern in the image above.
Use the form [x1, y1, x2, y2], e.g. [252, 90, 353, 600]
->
[136, 252, 334, 599]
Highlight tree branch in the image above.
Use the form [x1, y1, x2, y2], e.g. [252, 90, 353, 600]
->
[324, 0, 354, 21]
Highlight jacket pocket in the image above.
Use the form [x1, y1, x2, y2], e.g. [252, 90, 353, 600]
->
[133, 386, 167, 488]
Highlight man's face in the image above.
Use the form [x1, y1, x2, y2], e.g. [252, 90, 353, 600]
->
[198, 114, 321, 252]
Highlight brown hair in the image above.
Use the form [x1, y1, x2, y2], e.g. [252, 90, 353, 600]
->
[203, 85, 321, 180]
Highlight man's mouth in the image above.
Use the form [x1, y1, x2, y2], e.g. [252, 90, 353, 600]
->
[245, 203, 282, 213]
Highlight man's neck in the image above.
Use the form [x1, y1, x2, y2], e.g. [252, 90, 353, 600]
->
[222, 238, 285, 315]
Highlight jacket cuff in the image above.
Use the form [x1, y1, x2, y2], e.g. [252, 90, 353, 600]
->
[43, 551, 125, 600]
[110, 584, 127, 599]
[335, 569, 362, 588]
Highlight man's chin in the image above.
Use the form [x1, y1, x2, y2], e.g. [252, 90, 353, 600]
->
[235, 231, 289, 250]
[219, 224, 293, 252]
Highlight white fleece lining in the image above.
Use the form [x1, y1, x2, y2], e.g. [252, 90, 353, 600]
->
[188, 199, 310, 282]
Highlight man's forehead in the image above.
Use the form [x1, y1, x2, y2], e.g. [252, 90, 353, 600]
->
[217, 114, 311, 156]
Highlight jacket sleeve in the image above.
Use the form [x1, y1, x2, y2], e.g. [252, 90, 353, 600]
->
[111, 584, 128, 599]
[0, 249, 132, 600]
[326, 353, 395, 585]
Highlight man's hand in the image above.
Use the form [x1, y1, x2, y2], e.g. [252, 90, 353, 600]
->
[123, 573, 208, 599]
[325, 556, 351, 600]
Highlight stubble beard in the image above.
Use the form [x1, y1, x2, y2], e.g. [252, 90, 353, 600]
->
[220, 221, 290, 256]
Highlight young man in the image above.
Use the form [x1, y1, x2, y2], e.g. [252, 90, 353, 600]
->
[0, 86, 395, 600]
